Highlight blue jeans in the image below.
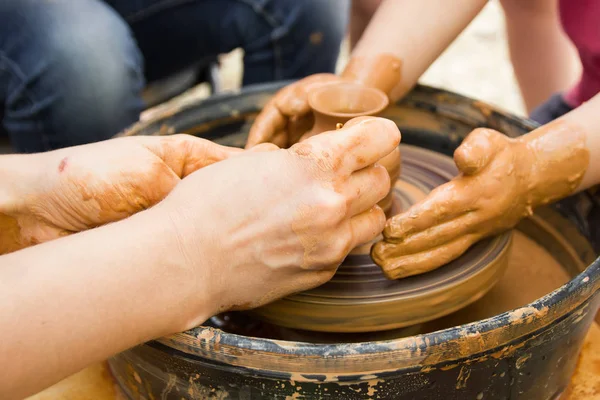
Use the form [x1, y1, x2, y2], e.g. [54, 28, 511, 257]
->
[0, 0, 348, 153]
[529, 93, 573, 125]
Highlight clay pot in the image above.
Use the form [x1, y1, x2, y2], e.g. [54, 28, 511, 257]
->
[306, 82, 401, 215]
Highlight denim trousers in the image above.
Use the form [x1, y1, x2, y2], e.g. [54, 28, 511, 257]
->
[0, 0, 349, 152]
[529, 93, 574, 125]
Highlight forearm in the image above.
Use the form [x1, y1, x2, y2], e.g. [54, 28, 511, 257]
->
[513, 92, 600, 211]
[0, 206, 212, 399]
[501, 0, 581, 112]
[558, 93, 600, 191]
[349, 0, 383, 49]
[349, 0, 487, 100]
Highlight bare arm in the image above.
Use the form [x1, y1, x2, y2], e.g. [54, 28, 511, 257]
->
[500, 0, 581, 112]
[349, 0, 383, 49]
[350, 0, 488, 100]
[562, 94, 600, 190]
[0, 207, 207, 399]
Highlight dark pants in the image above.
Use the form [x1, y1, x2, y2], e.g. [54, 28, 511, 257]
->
[0, 0, 349, 152]
[529, 93, 573, 125]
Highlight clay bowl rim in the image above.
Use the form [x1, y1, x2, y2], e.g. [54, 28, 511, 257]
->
[307, 81, 389, 119]
[119, 82, 600, 373]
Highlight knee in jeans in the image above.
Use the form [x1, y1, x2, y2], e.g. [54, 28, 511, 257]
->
[39, 2, 144, 113]
[2, 0, 144, 147]
[293, 0, 349, 49]
[274, 0, 349, 76]
[4, 0, 142, 117]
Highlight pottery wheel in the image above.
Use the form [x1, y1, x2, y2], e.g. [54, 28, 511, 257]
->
[250, 144, 513, 333]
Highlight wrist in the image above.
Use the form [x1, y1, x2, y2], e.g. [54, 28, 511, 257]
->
[150, 203, 218, 333]
[520, 120, 589, 209]
[341, 53, 403, 99]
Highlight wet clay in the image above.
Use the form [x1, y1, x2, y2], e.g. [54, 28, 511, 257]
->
[341, 53, 403, 100]
[373, 119, 590, 280]
[245, 53, 403, 149]
[304, 82, 389, 140]
[304, 82, 401, 215]
[0, 213, 26, 254]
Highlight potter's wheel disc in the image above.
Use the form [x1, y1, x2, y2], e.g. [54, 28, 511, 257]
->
[250, 145, 512, 332]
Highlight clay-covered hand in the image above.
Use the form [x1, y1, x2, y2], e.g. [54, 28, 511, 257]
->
[0, 135, 243, 254]
[160, 117, 400, 325]
[245, 74, 346, 149]
[372, 122, 588, 279]
[246, 53, 403, 149]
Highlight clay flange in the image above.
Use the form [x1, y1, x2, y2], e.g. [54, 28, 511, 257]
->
[249, 144, 513, 332]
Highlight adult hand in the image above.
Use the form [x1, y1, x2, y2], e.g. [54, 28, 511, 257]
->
[161, 117, 400, 324]
[372, 128, 539, 279]
[0, 135, 242, 254]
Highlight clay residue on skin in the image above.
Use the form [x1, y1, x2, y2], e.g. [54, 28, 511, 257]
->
[60, 159, 172, 227]
[525, 120, 589, 207]
[341, 53, 403, 99]
[302, 87, 400, 216]
[373, 119, 589, 280]
[290, 196, 339, 271]
[2, 136, 242, 255]
[0, 212, 24, 254]
[0, 212, 70, 255]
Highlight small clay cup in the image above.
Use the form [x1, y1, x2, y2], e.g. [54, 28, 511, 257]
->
[306, 82, 401, 215]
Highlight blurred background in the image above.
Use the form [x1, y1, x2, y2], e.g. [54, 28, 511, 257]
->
[142, 1, 526, 121]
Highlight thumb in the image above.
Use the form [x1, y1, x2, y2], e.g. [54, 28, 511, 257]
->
[454, 128, 502, 175]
